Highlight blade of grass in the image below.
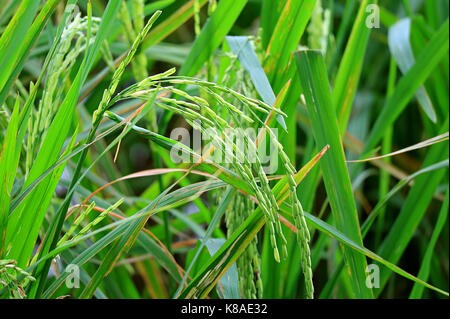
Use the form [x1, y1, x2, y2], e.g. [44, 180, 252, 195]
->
[376, 56, 396, 247]
[332, 0, 377, 134]
[78, 172, 187, 298]
[0, 96, 20, 257]
[347, 132, 449, 163]
[0, 0, 61, 107]
[294, 49, 373, 298]
[0, 0, 21, 25]
[327, 0, 358, 73]
[298, 210, 448, 297]
[204, 237, 240, 299]
[264, 0, 316, 91]
[144, 0, 176, 15]
[260, 0, 288, 49]
[0, 0, 40, 94]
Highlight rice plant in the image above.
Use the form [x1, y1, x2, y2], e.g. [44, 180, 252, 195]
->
[0, 0, 448, 300]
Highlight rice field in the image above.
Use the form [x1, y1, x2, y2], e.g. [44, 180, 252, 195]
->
[0, 0, 448, 300]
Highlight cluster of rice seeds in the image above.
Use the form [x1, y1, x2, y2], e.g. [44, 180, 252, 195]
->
[119, 0, 148, 83]
[25, 12, 101, 176]
[239, 130, 288, 261]
[207, 0, 217, 14]
[130, 78, 288, 262]
[57, 201, 96, 247]
[111, 71, 307, 277]
[216, 50, 238, 88]
[228, 66, 263, 298]
[115, 68, 176, 102]
[264, 126, 314, 299]
[234, 96, 313, 298]
[225, 193, 262, 298]
[194, 111, 286, 263]
[163, 73, 264, 297]
[307, 0, 331, 54]
[106, 64, 304, 294]
[0, 259, 35, 298]
[151, 76, 286, 118]
[108, 71, 290, 263]
[91, 10, 161, 127]
[57, 199, 123, 248]
[185, 100, 278, 292]
[120, 0, 156, 131]
[70, 198, 124, 243]
[194, 0, 201, 36]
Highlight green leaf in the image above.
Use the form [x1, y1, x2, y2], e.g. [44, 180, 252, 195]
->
[0, 96, 20, 257]
[332, 0, 376, 134]
[299, 210, 448, 297]
[0, 0, 40, 96]
[260, 0, 288, 49]
[264, 0, 316, 91]
[294, 50, 373, 298]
